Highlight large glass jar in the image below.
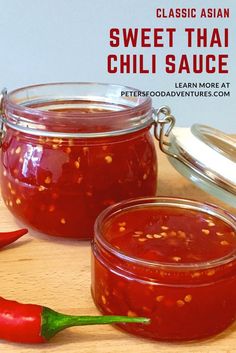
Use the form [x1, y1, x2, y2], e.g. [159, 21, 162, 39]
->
[92, 197, 236, 341]
[0, 83, 157, 239]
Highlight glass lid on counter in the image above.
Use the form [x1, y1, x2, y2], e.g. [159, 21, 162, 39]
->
[154, 107, 236, 208]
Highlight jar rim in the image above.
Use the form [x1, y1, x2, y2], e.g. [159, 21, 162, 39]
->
[2, 82, 153, 138]
[94, 196, 236, 271]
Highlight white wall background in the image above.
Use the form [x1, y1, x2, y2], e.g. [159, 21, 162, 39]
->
[0, 0, 235, 132]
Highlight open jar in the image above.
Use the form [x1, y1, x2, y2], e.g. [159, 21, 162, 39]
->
[0, 83, 235, 239]
[92, 197, 236, 341]
[0, 83, 158, 239]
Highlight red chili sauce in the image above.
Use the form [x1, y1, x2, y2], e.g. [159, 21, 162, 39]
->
[92, 206, 236, 340]
[0, 108, 157, 239]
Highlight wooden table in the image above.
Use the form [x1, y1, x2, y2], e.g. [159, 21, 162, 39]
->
[0, 143, 235, 353]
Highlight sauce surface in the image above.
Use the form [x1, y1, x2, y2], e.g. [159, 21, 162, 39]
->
[104, 207, 236, 263]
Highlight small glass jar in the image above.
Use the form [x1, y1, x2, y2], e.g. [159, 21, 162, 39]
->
[91, 197, 236, 341]
[0, 83, 157, 239]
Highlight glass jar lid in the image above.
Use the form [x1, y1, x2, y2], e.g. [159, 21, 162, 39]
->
[154, 107, 236, 208]
[169, 125, 236, 207]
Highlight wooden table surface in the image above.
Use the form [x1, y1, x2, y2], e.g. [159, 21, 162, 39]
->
[0, 143, 235, 353]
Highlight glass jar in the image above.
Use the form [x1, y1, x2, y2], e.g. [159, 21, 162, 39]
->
[0, 83, 157, 239]
[91, 197, 236, 341]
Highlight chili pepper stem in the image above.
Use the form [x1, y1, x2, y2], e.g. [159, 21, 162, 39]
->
[42, 307, 150, 340]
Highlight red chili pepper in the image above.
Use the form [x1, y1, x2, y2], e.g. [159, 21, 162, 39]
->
[0, 297, 150, 344]
[0, 228, 28, 249]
